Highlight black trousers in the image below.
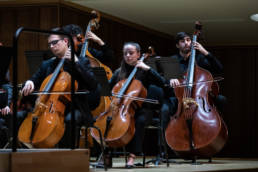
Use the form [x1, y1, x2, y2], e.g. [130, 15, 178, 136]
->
[125, 107, 154, 154]
[60, 92, 97, 148]
[126, 85, 164, 155]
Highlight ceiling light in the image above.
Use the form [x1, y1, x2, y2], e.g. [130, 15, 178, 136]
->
[250, 14, 258, 22]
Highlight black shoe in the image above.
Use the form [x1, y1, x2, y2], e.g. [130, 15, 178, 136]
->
[125, 164, 135, 169]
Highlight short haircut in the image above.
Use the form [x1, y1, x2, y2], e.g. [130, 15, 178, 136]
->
[175, 32, 191, 44]
[62, 24, 83, 37]
[49, 27, 67, 39]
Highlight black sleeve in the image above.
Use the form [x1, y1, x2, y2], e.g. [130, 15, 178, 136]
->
[198, 53, 223, 76]
[146, 68, 167, 88]
[30, 61, 49, 90]
[109, 68, 120, 90]
[146, 68, 175, 98]
[88, 44, 114, 63]
[1, 83, 12, 106]
[75, 56, 98, 91]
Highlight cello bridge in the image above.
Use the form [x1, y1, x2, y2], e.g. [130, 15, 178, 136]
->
[182, 98, 198, 110]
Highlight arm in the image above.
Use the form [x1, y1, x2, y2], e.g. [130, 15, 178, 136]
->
[30, 60, 50, 90]
[109, 69, 120, 90]
[136, 61, 176, 98]
[75, 56, 98, 91]
[194, 42, 223, 75]
[87, 31, 114, 63]
[2, 83, 12, 107]
[1, 83, 12, 115]
[197, 52, 223, 76]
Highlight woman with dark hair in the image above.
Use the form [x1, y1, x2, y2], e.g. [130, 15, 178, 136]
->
[109, 42, 167, 168]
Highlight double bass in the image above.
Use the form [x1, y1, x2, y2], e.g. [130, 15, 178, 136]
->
[18, 58, 78, 148]
[91, 54, 150, 148]
[75, 10, 112, 118]
[165, 22, 228, 160]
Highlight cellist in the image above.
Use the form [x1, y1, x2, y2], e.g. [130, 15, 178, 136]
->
[20, 27, 99, 147]
[108, 42, 167, 168]
[62, 24, 114, 111]
[0, 60, 12, 147]
[161, 31, 226, 130]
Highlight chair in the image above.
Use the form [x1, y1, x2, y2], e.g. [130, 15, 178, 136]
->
[142, 110, 169, 167]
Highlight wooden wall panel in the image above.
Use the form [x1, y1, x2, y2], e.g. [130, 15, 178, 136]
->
[59, 5, 175, 70]
[0, 5, 58, 82]
[0, 8, 17, 47]
[209, 46, 258, 157]
[39, 6, 59, 50]
[16, 7, 40, 82]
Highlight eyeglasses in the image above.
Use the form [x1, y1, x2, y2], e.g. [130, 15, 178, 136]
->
[48, 39, 62, 47]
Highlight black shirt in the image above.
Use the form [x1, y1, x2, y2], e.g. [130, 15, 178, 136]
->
[30, 56, 98, 92]
[109, 63, 167, 91]
[171, 52, 223, 77]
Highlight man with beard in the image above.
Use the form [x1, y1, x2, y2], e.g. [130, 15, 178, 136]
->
[161, 32, 226, 131]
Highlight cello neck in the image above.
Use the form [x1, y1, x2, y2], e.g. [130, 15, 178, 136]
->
[43, 58, 65, 92]
[118, 55, 145, 97]
[79, 24, 91, 58]
[186, 34, 197, 88]
[186, 21, 202, 89]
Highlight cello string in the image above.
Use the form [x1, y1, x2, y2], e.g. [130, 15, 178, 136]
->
[30, 91, 90, 95]
[170, 77, 224, 88]
[112, 93, 159, 104]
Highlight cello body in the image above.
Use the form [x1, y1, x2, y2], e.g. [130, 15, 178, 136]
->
[18, 59, 78, 148]
[165, 65, 228, 158]
[75, 11, 112, 118]
[91, 79, 147, 148]
[91, 54, 147, 148]
[165, 22, 228, 159]
[86, 50, 112, 118]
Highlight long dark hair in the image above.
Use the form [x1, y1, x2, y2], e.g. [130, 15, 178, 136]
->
[117, 42, 141, 81]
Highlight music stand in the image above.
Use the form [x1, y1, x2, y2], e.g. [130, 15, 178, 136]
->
[0, 46, 12, 109]
[145, 56, 159, 71]
[91, 67, 111, 96]
[155, 56, 182, 80]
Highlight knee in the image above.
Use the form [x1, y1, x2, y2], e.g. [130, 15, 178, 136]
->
[135, 115, 147, 127]
[161, 103, 169, 114]
[65, 110, 82, 126]
[216, 95, 227, 105]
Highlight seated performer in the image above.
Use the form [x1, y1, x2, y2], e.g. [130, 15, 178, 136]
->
[107, 42, 167, 168]
[20, 27, 99, 147]
[161, 31, 226, 130]
[62, 24, 114, 111]
[0, 42, 12, 147]
[0, 72, 12, 147]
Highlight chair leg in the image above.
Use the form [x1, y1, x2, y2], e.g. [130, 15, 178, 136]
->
[123, 147, 127, 165]
[143, 152, 146, 167]
[161, 127, 169, 167]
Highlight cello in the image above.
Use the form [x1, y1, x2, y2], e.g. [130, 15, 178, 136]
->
[18, 57, 78, 148]
[165, 22, 228, 160]
[75, 10, 112, 118]
[91, 54, 152, 148]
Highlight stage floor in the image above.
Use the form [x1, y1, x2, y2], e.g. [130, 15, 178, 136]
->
[90, 157, 258, 172]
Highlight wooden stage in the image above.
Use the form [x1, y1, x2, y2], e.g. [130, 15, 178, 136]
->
[0, 149, 257, 172]
[90, 157, 258, 172]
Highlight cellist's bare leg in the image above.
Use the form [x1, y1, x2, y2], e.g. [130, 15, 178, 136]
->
[126, 153, 136, 168]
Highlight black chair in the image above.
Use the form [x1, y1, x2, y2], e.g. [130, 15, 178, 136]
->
[142, 110, 169, 167]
